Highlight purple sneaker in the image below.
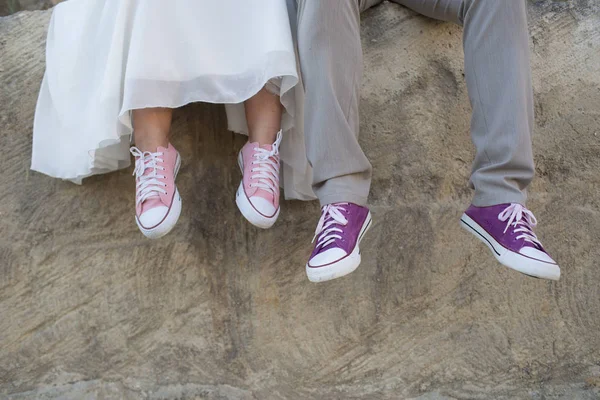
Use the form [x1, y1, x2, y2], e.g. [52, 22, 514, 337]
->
[460, 203, 560, 280]
[306, 203, 372, 283]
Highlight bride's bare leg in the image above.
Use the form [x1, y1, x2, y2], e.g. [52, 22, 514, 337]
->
[132, 107, 173, 151]
[130, 107, 181, 239]
[245, 87, 282, 145]
[237, 86, 283, 229]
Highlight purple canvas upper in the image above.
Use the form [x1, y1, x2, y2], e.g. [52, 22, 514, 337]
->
[465, 203, 548, 254]
[310, 203, 370, 260]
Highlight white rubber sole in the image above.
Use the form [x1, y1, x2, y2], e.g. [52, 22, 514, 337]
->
[306, 212, 372, 283]
[236, 153, 280, 229]
[460, 213, 560, 281]
[135, 154, 182, 239]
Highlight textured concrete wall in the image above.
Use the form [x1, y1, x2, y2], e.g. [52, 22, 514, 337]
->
[1, 1, 599, 399]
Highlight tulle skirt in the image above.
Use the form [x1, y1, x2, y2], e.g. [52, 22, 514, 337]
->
[31, 0, 314, 200]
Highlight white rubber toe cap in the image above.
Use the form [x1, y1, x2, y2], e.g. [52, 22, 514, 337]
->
[519, 247, 556, 264]
[249, 196, 277, 217]
[308, 248, 347, 268]
[138, 206, 168, 228]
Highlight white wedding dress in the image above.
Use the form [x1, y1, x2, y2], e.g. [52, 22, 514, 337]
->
[32, 0, 314, 201]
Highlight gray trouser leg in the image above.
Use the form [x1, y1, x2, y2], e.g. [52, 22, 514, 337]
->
[392, 0, 535, 206]
[295, 0, 373, 207]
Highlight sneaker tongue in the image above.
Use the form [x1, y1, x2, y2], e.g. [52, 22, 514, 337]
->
[137, 162, 162, 212]
[248, 142, 277, 201]
[141, 164, 154, 177]
[140, 175, 163, 209]
[246, 141, 274, 151]
[317, 218, 345, 252]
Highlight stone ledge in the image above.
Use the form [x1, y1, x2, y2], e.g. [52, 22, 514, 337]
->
[0, 2, 599, 399]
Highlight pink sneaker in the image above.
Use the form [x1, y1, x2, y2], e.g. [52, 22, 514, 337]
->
[236, 131, 282, 229]
[130, 144, 182, 239]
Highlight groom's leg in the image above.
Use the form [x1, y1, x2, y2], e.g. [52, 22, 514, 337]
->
[295, 0, 377, 206]
[296, 0, 383, 283]
[394, 1, 560, 280]
[394, 0, 535, 206]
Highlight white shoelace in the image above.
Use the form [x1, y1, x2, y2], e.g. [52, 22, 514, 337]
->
[249, 130, 282, 195]
[312, 203, 349, 249]
[130, 147, 167, 206]
[498, 203, 542, 247]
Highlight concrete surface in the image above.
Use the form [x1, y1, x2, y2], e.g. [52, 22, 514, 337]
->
[1, 1, 599, 399]
[0, 0, 57, 16]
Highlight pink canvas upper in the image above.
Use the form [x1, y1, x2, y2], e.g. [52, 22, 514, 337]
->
[130, 143, 179, 221]
[240, 139, 281, 215]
